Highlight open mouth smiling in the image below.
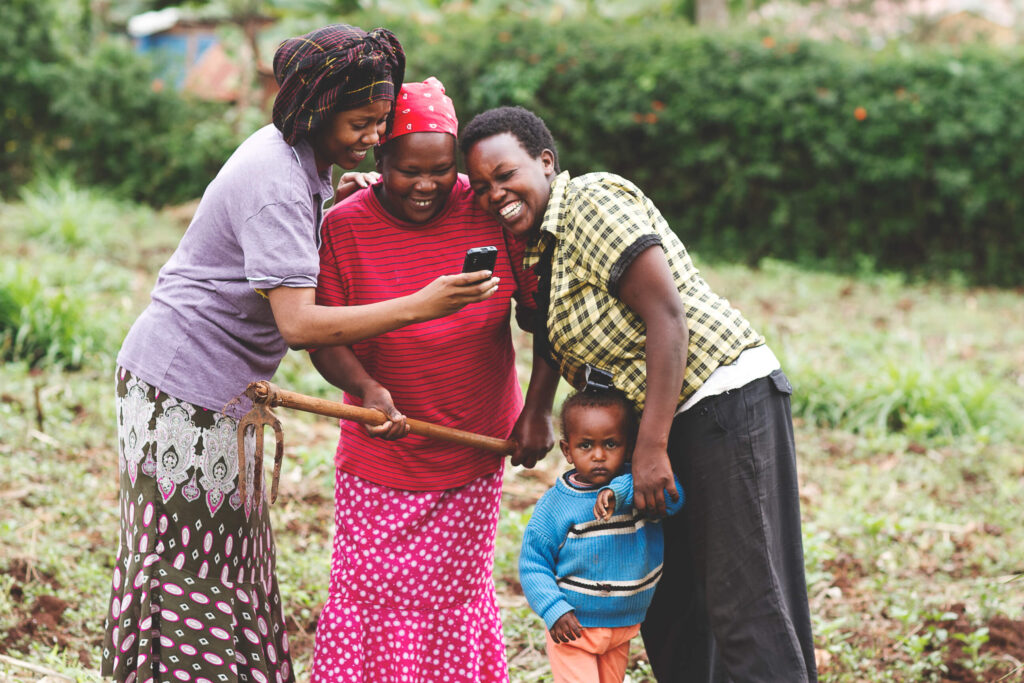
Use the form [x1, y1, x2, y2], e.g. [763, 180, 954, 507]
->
[499, 201, 523, 220]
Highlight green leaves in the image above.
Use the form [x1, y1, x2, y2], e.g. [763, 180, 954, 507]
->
[383, 12, 1024, 286]
[0, 264, 102, 370]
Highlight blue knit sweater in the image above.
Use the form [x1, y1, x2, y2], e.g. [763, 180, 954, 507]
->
[519, 470, 684, 629]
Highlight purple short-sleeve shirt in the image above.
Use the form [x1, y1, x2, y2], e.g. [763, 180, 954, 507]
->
[117, 124, 333, 416]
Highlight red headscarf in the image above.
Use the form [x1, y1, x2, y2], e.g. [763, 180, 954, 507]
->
[380, 77, 458, 144]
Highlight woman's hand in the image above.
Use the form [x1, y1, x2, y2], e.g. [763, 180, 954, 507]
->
[508, 348, 560, 468]
[594, 489, 616, 520]
[360, 383, 410, 440]
[549, 612, 583, 643]
[631, 440, 679, 518]
[508, 404, 554, 468]
[311, 346, 408, 439]
[408, 272, 501, 320]
[334, 171, 380, 204]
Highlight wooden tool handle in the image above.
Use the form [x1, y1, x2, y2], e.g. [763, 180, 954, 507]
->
[249, 381, 516, 456]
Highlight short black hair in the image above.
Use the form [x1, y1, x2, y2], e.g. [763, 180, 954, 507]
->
[460, 106, 560, 173]
[560, 388, 638, 447]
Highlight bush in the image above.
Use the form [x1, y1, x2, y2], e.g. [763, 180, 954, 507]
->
[45, 36, 249, 205]
[0, 0, 62, 194]
[8, 8, 1024, 283]
[0, 263, 108, 370]
[1, 0, 250, 205]
[790, 356, 1003, 440]
[371, 12, 1024, 286]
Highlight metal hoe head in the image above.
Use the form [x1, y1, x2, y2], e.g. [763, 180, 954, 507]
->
[236, 381, 285, 505]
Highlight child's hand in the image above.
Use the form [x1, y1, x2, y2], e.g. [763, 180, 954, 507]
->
[594, 489, 616, 520]
[549, 612, 583, 643]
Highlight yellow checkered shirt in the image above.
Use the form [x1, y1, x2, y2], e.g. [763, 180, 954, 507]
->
[523, 171, 764, 410]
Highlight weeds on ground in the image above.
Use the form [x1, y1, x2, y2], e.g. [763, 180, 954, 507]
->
[2, 193, 1024, 682]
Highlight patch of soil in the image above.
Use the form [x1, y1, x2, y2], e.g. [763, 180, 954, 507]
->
[284, 613, 320, 661]
[4, 558, 61, 592]
[822, 554, 868, 596]
[2, 594, 71, 650]
[926, 603, 1024, 682]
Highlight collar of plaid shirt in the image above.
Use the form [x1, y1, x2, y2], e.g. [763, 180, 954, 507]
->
[523, 170, 570, 271]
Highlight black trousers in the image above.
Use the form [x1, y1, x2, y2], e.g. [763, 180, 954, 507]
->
[642, 370, 818, 682]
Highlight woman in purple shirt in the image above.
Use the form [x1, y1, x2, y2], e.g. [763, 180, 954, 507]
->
[100, 25, 498, 683]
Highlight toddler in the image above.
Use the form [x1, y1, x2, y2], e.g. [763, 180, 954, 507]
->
[519, 388, 684, 683]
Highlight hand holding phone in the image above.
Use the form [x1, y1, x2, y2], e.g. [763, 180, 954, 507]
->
[462, 246, 498, 283]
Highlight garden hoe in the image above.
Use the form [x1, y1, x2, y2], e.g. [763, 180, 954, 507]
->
[235, 380, 516, 504]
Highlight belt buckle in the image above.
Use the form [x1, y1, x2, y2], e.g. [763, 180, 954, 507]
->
[583, 364, 613, 392]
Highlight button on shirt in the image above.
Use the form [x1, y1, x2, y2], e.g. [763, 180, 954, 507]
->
[117, 124, 333, 416]
[523, 171, 764, 410]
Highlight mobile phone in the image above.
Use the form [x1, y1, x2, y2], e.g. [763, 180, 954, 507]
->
[461, 246, 498, 281]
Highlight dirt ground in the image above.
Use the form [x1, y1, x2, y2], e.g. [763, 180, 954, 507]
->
[4, 472, 1023, 681]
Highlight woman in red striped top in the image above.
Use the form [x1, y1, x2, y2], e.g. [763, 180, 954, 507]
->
[308, 77, 537, 682]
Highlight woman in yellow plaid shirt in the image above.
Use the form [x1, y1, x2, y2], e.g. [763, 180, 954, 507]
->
[463, 106, 818, 683]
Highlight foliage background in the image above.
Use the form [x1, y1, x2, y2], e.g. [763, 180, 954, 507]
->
[3, 1, 1023, 283]
[2, 0, 1024, 680]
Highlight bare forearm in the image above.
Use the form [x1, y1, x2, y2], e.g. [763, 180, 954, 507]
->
[523, 339, 560, 414]
[618, 246, 688, 462]
[636, 315, 687, 456]
[275, 295, 425, 349]
[508, 333, 561, 466]
[310, 346, 376, 396]
[269, 272, 501, 349]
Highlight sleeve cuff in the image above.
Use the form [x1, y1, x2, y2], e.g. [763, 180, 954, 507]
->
[542, 602, 576, 630]
[604, 475, 633, 513]
[247, 274, 318, 290]
[608, 234, 663, 297]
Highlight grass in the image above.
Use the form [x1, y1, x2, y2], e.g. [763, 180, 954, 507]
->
[1, 182, 1023, 682]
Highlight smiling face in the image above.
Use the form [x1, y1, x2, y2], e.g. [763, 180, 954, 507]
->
[312, 100, 392, 172]
[375, 132, 458, 224]
[560, 404, 632, 488]
[465, 132, 556, 239]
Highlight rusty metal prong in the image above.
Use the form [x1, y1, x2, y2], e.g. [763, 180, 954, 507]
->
[269, 419, 285, 504]
[237, 421, 248, 503]
[237, 410, 257, 503]
[252, 415, 265, 503]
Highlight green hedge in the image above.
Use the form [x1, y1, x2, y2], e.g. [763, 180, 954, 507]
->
[7, 6, 1024, 284]
[376, 13, 1024, 286]
[0, 0, 247, 205]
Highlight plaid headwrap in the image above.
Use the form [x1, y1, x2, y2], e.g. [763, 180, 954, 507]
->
[272, 24, 405, 146]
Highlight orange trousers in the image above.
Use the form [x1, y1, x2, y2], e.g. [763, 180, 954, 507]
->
[545, 624, 642, 683]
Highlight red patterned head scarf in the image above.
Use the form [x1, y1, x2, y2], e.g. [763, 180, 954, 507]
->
[380, 76, 459, 145]
[272, 24, 405, 146]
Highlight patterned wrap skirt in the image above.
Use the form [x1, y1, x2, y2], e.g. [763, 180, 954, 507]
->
[102, 368, 294, 683]
[311, 467, 508, 682]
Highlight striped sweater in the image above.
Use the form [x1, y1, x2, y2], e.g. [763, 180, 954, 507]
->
[519, 470, 684, 629]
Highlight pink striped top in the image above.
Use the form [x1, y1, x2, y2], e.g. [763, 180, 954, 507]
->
[316, 175, 532, 490]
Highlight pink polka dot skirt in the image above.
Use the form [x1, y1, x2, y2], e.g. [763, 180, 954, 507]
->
[311, 468, 509, 682]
